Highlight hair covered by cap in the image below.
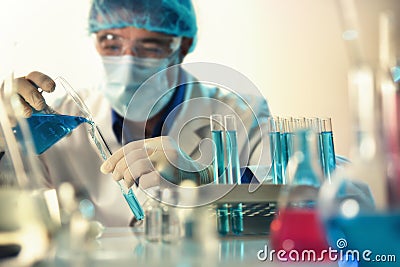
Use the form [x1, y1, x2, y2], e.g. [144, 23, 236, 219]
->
[89, 0, 197, 39]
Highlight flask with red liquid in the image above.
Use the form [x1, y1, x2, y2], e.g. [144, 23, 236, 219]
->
[270, 128, 329, 262]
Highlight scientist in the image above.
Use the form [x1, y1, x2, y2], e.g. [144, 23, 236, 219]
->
[13, 0, 271, 226]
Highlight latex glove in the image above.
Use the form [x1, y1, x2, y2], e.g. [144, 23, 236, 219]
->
[100, 136, 213, 189]
[14, 71, 56, 117]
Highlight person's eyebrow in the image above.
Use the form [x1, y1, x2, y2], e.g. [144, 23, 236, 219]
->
[97, 32, 122, 42]
[139, 37, 172, 46]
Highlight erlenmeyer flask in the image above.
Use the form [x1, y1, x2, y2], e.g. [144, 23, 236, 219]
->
[270, 127, 328, 260]
[19, 77, 92, 155]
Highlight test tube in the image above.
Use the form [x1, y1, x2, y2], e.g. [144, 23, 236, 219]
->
[285, 118, 295, 165]
[268, 116, 283, 184]
[306, 117, 324, 172]
[320, 117, 336, 182]
[210, 114, 229, 235]
[91, 125, 144, 220]
[279, 117, 292, 184]
[225, 115, 243, 235]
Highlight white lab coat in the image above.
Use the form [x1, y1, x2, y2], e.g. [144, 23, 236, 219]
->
[39, 78, 271, 226]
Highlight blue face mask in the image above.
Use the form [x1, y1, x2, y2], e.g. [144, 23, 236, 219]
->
[100, 51, 180, 121]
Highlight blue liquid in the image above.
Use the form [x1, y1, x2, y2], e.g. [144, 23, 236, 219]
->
[231, 203, 243, 235]
[321, 131, 336, 181]
[226, 130, 243, 235]
[292, 130, 321, 187]
[212, 130, 230, 234]
[280, 132, 289, 184]
[286, 132, 294, 161]
[226, 130, 240, 184]
[124, 188, 145, 220]
[212, 130, 226, 184]
[24, 114, 88, 154]
[269, 132, 283, 184]
[216, 204, 230, 236]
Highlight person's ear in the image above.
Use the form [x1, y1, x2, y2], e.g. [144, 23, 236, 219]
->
[180, 37, 193, 59]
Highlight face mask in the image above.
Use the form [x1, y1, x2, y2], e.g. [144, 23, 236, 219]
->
[100, 51, 180, 121]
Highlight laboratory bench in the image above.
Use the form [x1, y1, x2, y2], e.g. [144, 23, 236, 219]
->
[34, 227, 339, 267]
[29, 184, 341, 267]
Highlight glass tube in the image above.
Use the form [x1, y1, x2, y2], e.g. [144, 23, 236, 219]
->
[210, 114, 229, 235]
[320, 117, 337, 182]
[267, 116, 283, 184]
[224, 115, 243, 235]
[279, 117, 292, 184]
[210, 114, 226, 184]
[306, 117, 325, 178]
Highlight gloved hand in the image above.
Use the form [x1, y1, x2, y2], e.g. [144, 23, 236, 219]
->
[100, 136, 213, 189]
[14, 71, 56, 117]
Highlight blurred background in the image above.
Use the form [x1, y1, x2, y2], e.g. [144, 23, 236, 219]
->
[0, 0, 351, 157]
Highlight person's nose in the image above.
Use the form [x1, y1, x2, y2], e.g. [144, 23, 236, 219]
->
[121, 45, 137, 57]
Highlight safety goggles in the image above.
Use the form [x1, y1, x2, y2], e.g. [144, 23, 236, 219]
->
[95, 33, 182, 59]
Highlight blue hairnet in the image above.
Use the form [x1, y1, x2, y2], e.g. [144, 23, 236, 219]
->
[89, 0, 197, 50]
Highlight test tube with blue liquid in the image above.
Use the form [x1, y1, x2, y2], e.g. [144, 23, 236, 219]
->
[306, 117, 324, 174]
[210, 114, 229, 235]
[279, 117, 293, 184]
[319, 117, 336, 182]
[224, 115, 243, 235]
[89, 116, 145, 221]
[285, 118, 295, 167]
[268, 116, 283, 184]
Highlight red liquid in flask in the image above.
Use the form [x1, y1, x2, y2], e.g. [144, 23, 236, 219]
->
[270, 208, 330, 262]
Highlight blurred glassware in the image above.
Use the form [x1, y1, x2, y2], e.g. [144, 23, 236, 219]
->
[0, 73, 58, 266]
[319, 2, 400, 266]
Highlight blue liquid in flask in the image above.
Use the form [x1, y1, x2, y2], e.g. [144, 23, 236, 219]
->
[292, 130, 321, 188]
[26, 114, 88, 154]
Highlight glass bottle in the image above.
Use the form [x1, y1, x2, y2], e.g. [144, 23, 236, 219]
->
[144, 191, 162, 242]
[161, 188, 181, 243]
